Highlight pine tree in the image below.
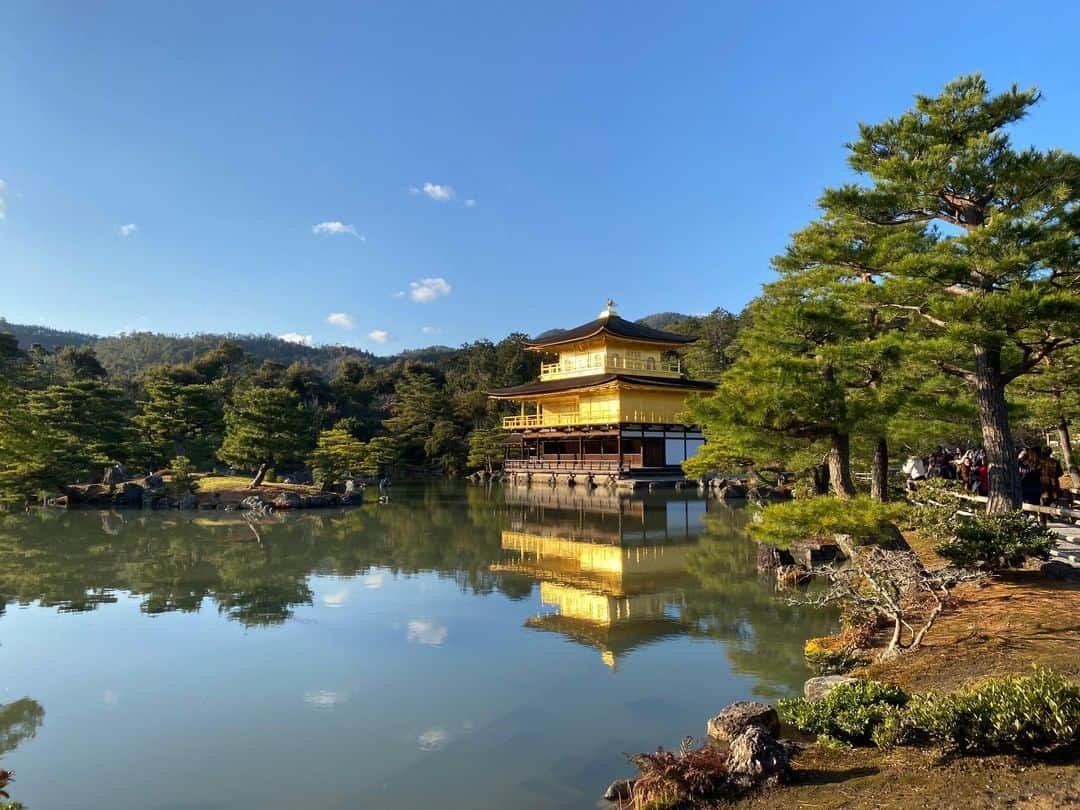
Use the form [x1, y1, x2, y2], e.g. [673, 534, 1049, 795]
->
[467, 428, 505, 474]
[133, 377, 224, 469]
[807, 75, 1080, 511]
[26, 381, 132, 479]
[218, 387, 312, 485]
[0, 382, 75, 502]
[309, 426, 369, 485]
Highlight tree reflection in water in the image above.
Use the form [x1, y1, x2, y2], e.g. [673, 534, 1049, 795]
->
[0, 485, 834, 697]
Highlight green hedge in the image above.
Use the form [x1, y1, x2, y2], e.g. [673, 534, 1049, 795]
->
[905, 668, 1080, 753]
[778, 681, 909, 748]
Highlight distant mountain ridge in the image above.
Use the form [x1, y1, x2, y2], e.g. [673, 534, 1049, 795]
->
[0, 312, 688, 377]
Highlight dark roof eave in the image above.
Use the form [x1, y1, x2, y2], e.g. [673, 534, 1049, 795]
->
[486, 373, 717, 399]
[524, 315, 698, 349]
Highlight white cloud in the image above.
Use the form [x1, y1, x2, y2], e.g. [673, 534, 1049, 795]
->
[0, 179, 7, 219]
[367, 329, 391, 344]
[407, 619, 447, 646]
[303, 689, 348, 709]
[362, 573, 384, 589]
[279, 332, 313, 346]
[418, 726, 450, 751]
[103, 689, 119, 708]
[312, 221, 364, 240]
[392, 291, 406, 299]
[421, 326, 441, 335]
[118, 223, 138, 237]
[464, 199, 477, 208]
[408, 186, 421, 195]
[408, 277, 452, 303]
[326, 312, 354, 330]
[421, 182, 454, 201]
[322, 587, 349, 607]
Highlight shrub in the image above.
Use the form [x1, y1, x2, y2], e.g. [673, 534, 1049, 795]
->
[933, 511, 1055, 571]
[627, 737, 731, 809]
[748, 496, 906, 549]
[169, 455, 198, 496]
[778, 680, 909, 748]
[904, 668, 1080, 753]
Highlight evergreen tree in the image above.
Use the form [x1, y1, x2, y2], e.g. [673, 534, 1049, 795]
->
[1012, 344, 1080, 481]
[0, 382, 74, 501]
[685, 268, 904, 498]
[218, 387, 312, 485]
[467, 428, 505, 474]
[26, 381, 132, 478]
[384, 369, 456, 466]
[133, 377, 224, 470]
[806, 75, 1080, 511]
[308, 426, 369, 485]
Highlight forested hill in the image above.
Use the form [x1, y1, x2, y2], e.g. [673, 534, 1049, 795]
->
[0, 311, 716, 378]
[0, 318, 387, 378]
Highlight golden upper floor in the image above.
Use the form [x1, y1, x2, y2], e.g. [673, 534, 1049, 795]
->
[525, 303, 695, 382]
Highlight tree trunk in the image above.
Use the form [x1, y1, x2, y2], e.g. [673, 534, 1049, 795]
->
[249, 462, 268, 489]
[871, 436, 889, 502]
[1058, 420, 1079, 487]
[810, 464, 830, 496]
[973, 344, 1021, 513]
[828, 432, 856, 498]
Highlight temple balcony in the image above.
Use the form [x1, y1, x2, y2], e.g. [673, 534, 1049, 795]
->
[501, 406, 677, 430]
[538, 355, 681, 381]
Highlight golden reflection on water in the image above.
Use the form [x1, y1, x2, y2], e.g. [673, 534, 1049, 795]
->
[495, 485, 706, 669]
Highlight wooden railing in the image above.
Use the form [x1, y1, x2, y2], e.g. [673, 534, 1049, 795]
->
[502, 410, 619, 429]
[504, 454, 645, 473]
[539, 356, 681, 381]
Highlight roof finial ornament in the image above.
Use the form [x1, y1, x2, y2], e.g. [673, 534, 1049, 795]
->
[599, 298, 618, 319]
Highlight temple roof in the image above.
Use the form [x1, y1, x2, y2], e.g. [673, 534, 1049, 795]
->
[525, 314, 698, 350]
[486, 373, 717, 399]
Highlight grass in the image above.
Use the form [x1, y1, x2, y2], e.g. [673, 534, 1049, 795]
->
[188, 475, 323, 495]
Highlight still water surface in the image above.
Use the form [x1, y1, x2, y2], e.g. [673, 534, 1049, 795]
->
[0, 483, 835, 809]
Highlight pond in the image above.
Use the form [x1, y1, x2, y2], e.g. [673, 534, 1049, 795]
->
[0, 483, 836, 809]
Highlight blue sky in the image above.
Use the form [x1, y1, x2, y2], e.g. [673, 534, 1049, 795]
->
[3, 2, 1080, 353]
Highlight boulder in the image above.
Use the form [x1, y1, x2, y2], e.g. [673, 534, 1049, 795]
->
[756, 543, 796, 573]
[113, 482, 144, 508]
[1040, 560, 1080, 579]
[602, 778, 636, 802]
[707, 701, 780, 744]
[726, 726, 793, 789]
[834, 525, 910, 560]
[272, 491, 302, 509]
[803, 675, 859, 702]
[178, 493, 198, 510]
[239, 495, 273, 514]
[718, 483, 749, 500]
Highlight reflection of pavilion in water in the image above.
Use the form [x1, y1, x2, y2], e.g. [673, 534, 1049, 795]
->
[493, 487, 708, 668]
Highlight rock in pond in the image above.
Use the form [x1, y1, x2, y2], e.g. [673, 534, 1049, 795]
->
[706, 701, 780, 744]
[803, 675, 859, 701]
[113, 482, 144, 508]
[272, 491, 302, 509]
[602, 778, 636, 802]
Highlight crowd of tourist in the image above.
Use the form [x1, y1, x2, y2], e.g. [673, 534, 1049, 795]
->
[902, 445, 1067, 506]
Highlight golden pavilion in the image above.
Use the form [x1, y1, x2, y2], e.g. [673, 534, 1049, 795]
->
[487, 301, 715, 483]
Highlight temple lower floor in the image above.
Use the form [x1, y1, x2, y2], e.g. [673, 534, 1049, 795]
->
[502, 424, 704, 479]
